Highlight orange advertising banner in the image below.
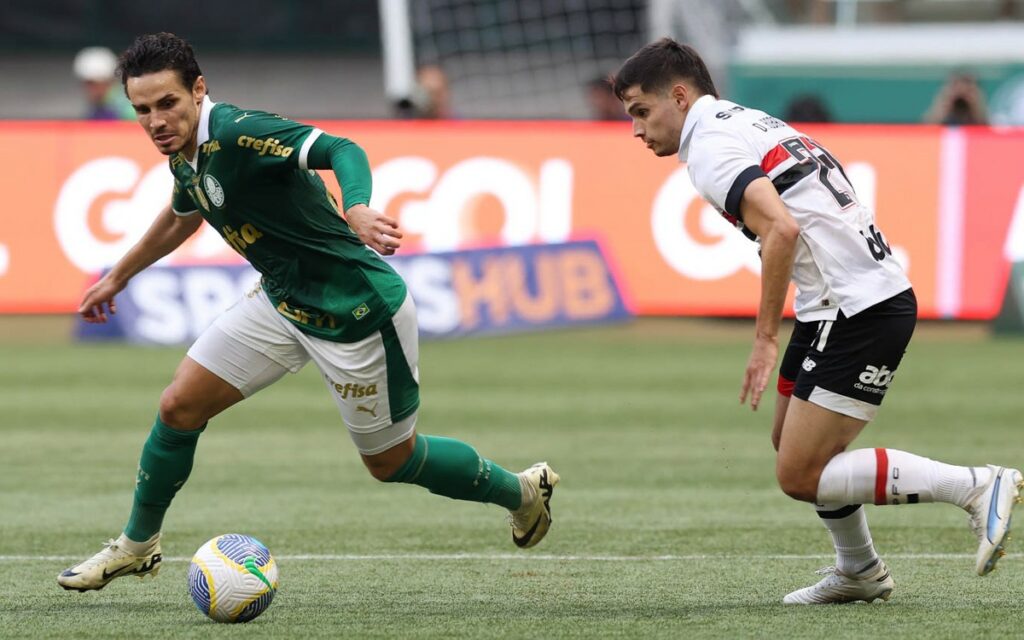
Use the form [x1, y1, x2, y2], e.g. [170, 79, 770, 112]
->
[0, 119, 999, 318]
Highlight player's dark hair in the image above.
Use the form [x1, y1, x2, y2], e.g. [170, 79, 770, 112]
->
[612, 38, 718, 100]
[117, 32, 202, 94]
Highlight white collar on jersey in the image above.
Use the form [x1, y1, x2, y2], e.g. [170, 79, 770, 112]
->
[187, 95, 217, 168]
[677, 94, 717, 163]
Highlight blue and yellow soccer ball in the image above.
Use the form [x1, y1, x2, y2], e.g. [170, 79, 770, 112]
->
[188, 534, 279, 623]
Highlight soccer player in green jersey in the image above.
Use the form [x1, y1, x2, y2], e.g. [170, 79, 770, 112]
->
[58, 32, 559, 592]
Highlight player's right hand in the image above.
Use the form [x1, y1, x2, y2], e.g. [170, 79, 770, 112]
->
[345, 204, 403, 256]
[78, 275, 125, 323]
[740, 334, 778, 411]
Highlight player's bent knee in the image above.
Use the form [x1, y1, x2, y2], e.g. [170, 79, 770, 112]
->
[776, 465, 819, 503]
[363, 457, 400, 482]
[158, 386, 207, 431]
[361, 435, 416, 482]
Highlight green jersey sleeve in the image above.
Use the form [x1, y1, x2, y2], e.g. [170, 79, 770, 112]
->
[305, 133, 373, 211]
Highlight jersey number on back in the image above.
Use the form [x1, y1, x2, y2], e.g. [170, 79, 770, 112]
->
[781, 136, 893, 263]
[780, 137, 854, 209]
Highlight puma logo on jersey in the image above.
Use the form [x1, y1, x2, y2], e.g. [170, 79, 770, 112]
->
[802, 357, 817, 372]
[858, 365, 894, 387]
[356, 403, 379, 418]
[234, 112, 253, 123]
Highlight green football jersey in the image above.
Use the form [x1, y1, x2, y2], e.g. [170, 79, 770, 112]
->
[169, 97, 406, 343]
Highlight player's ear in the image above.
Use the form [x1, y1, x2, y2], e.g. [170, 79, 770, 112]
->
[671, 83, 690, 111]
[192, 76, 207, 103]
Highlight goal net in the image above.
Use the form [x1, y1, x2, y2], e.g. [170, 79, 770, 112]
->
[394, 0, 647, 118]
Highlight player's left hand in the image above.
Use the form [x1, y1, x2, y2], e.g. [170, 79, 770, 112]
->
[345, 204, 403, 256]
[740, 334, 778, 411]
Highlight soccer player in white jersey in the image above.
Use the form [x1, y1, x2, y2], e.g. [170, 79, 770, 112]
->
[613, 38, 1022, 604]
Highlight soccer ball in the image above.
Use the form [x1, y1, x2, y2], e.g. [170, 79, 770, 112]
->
[188, 534, 279, 623]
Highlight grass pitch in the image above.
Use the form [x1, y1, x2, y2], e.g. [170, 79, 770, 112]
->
[1, 319, 1023, 638]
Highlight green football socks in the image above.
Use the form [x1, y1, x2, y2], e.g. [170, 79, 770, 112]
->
[124, 416, 205, 542]
[386, 434, 523, 510]
[124, 424, 521, 542]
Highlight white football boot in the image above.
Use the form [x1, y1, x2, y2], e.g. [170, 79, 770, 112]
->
[967, 465, 1024, 576]
[783, 560, 894, 604]
[509, 462, 559, 548]
[57, 533, 162, 592]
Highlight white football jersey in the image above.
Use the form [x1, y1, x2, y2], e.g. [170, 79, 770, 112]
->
[678, 95, 911, 321]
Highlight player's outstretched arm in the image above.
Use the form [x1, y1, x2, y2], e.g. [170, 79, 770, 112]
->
[304, 133, 402, 255]
[737, 177, 800, 411]
[79, 203, 203, 323]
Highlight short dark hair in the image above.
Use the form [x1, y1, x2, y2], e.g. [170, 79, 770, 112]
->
[117, 32, 202, 94]
[612, 38, 717, 101]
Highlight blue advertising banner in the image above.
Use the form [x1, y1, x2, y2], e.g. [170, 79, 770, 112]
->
[76, 240, 632, 344]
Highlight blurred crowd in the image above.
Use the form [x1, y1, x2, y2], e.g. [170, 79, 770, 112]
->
[785, 0, 1021, 23]
[72, 47, 134, 121]
[778, 72, 994, 126]
[72, 44, 1014, 126]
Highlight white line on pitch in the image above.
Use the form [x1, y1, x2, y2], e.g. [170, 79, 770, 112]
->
[0, 552, 1012, 563]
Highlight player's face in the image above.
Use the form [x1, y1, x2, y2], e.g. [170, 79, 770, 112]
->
[621, 84, 689, 157]
[126, 70, 206, 157]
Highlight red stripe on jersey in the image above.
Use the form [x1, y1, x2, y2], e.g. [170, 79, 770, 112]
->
[760, 144, 790, 173]
[777, 375, 795, 397]
[874, 448, 889, 505]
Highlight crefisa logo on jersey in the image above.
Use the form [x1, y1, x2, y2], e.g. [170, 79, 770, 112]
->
[203, 175, 225, 208]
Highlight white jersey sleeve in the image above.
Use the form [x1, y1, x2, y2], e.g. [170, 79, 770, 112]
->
[687, 127, 764, 222]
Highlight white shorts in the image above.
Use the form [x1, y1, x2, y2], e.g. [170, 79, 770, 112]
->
[187, 283, 420, 455]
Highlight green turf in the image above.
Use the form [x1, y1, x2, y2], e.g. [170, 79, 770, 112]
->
[1, 319, 1023, 638]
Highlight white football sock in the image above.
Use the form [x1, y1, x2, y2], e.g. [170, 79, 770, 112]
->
[817, 448, 990, 508]
[815, 503, 879, 576]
